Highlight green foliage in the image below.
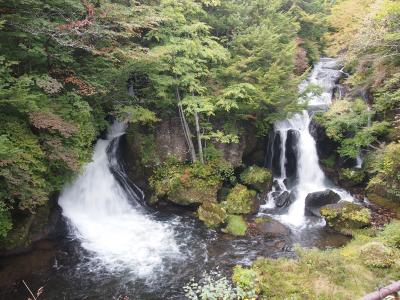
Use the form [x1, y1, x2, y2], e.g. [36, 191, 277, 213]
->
[183, 270, 257, 300]
[319, 99, 388, 158]
[222, 184, 256, 215]
[359, 241, 396, 268]
[0, 202, 12, 239]
[223, 215, 247, 236]
[198, 202, 227, 228]
[115, 105, 159, 125]
[320, 202, 371, 235]
[367, 143, 400, 201]
[339, 168, 365, 186]
[232, 220, 400, 299]
[240, 166, 271, 192]
[149, 158, 234, 205]
[379, 221, 400, 249]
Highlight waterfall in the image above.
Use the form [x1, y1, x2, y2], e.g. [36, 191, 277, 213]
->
[59, 122, 180, 277]
[264, 58, 352, 227]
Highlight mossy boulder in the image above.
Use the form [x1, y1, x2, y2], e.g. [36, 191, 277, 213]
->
[339, 168, 365, 187]
[198, 201, 227, 228]
[320, 202, 371, 235]
[223, 215, 248, 236]
[169, 182, 220, 206]
[150, 159, 232, 206]
[252, 217, 290, 237]
[359, 241, 395, 268]
[240, 165, 272, 192]
[222, 184, 257, 215]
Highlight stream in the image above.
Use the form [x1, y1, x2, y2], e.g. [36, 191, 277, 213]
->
[0, 58, 352, 300]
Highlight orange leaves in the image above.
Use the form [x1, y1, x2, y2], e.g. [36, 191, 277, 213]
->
[29, 111, 77, 138]
[64, 75, 95, 96]
[58, 0, 95, 31]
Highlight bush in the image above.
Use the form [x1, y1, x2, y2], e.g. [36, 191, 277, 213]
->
[183, 270, 257, 300]
[223, 215, 247, 236]
[379, 221, 400, 249]
[222, 184, 256, 215]
[359, 241, 395, 268]
[198, 202, 227, 228]
[240, 166, 271, 192]
[149, 158, 234, 205]
[367, 143, 400, 202]
[320, 202, 371, 235]
[0, 202, 12, 238]
[339, 168, 365, 186]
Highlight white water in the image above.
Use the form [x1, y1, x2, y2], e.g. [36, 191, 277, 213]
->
[59, 122, 180, 277]
[264, 58, 353, 227]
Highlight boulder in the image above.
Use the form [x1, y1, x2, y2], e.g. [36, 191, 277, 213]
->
[198, 202, 227, 228]
[309, 119, 338, 160]
[304, 189, 340, 217]
[240, 165, 272, 193]
[272, 132, 282, 177]
[320, 201, 371, 235]
[169, 183, 220, 206]
[285, 129, 299, 179]
[253, 217, 290, 238]
[222, 184, 258, 215]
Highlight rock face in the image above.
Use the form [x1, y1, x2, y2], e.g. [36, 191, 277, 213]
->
[309, 119, 337, 160]
[320, 201, 371, 235]
[304, 189, 340, 217]
[285, 129, 299, 179]
[272, 132, 282, 177]
[253, 218, 290, 238]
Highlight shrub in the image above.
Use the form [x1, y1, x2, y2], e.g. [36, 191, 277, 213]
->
[183, 270, 257, 300]
[321, 202, 371, 235]
[240, 166, 271, 192]
[0, 202, 12, 238]
[339, 168, 365, 185]
[223, 215, 247, 236]
[359, 241, 395, 268]
[379, 221, 400, 249]
[222, 184, 256, 215]
[198, 202, 227, 228]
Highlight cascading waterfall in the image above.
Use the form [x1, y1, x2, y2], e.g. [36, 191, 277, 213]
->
[59, 122, 180, 277]
[264, 58, 352, 227]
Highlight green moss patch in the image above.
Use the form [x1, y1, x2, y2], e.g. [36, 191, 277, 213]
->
[232, 221, 400, 299]
[223, 215, 248, 236]
[321, 202, 371, 235]
[197, 202, 227, 228]
[240, 165, 272, 192]
[222, 184, 256, 215]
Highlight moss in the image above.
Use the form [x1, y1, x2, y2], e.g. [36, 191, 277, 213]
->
[322, 155, 336, 168]
[232, 265, 258, 291]
[366, 193, 400, 217]
[379, 221, 400, 249]
[232, 221, 400, 299]
[222, 184, 256, 215]
[223, 215, 247, 236]
[150, 159, 232, 205]
[320, 202, 371, 235]
[240, 166, 272, 192]
[197, 201, 227, 228]
[359, 241, 395, 268]
[339, 168, 365, 186]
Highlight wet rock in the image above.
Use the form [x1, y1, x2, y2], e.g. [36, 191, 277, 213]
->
[285, 129, 299, 179]
[309, 119, 338, 160]
[304, 189, 340, 217]
[274, 191, 293, 214]
[240, 165, 272, 193]
[198, 202, 227, 228]
[272, 180, 282, 191]
[252, 218, 290, 238]
[272, 132, 282, 177]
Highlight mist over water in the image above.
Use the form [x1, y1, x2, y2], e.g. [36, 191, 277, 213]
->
[58, 122, 181, 278]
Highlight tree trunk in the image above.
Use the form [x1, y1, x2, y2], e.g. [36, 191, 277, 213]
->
[194, 111, 204, 164]
[176, 87, 197, 162]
